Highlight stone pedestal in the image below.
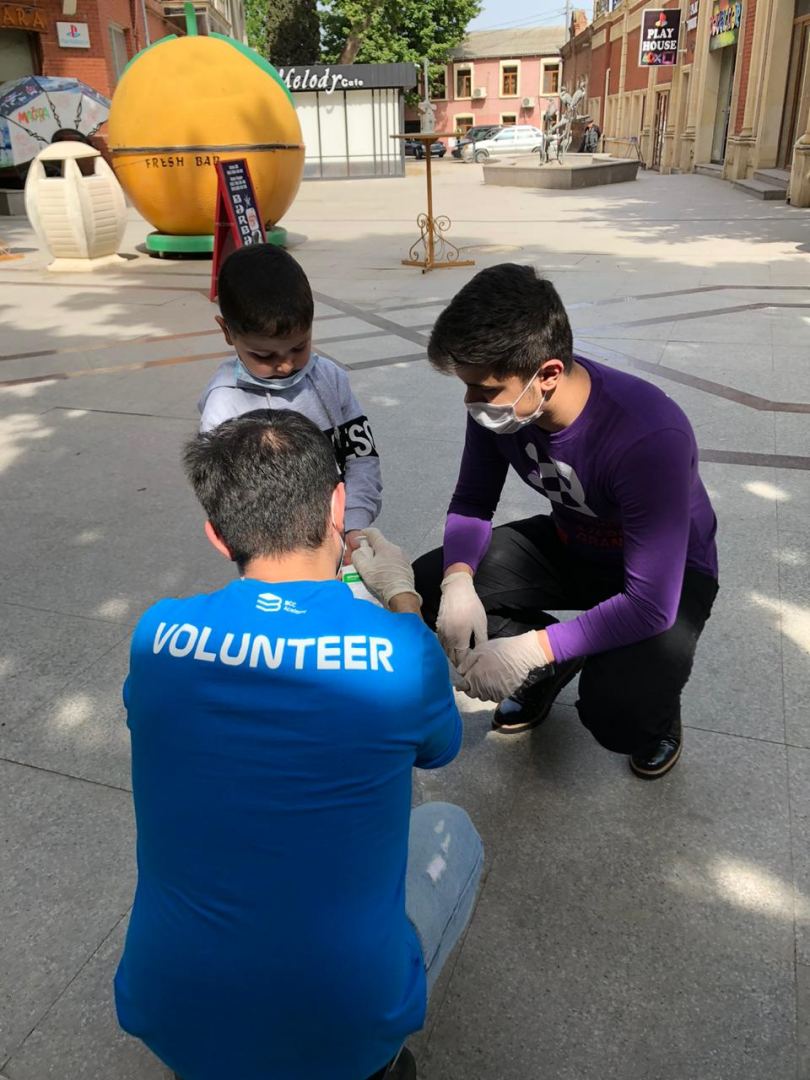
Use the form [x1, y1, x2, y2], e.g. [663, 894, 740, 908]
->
[789, 140, 810, 207]
[725, 135, 757, 180]
[0, 189, 26, 217]
[482, 155, 640, 189]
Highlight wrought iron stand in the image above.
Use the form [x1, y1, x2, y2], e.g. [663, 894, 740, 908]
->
[393, 133, 474, 273]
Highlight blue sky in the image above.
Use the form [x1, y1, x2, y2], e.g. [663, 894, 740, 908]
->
[469, 0, 586, 31]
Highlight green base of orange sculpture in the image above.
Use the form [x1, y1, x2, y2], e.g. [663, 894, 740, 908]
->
[145, 226, 288, 256]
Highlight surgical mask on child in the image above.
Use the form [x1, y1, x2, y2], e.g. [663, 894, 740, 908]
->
[466, 370, 546, 435]
[235, 355, 313, 392]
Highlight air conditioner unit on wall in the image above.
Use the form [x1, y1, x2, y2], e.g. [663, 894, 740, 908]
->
[473, 87, 487, 99]
[521, 97, 534, 108]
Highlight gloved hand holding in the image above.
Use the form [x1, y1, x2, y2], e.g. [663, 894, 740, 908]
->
[436, 571, 488, 667]
[458, 631, 549, 702]
[351, 528, 421, 610]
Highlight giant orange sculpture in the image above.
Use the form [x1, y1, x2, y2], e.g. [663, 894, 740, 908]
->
[108, 8, 304, 253]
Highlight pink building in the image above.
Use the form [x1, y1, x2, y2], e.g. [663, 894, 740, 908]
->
[406, 27, 566, 136]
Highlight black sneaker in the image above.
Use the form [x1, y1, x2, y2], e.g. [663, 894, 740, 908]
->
[630, 717, 682, 779]
[492, 657, 584, 734]
[367, 1046, 417, 1080]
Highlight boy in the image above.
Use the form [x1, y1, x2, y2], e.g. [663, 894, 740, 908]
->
[199, 244, 382, 549]
[411, 263, 719, 780]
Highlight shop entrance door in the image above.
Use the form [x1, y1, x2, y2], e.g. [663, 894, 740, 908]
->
[778, 13, 810, 168]
[711, 45, 736, 164]
[652, 90, 669, 170]
[0, 29, 37, 84]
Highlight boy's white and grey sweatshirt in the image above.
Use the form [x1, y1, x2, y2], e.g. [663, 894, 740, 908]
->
[198, 353, 382, 532]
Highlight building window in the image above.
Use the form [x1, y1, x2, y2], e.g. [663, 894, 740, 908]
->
[501, 113, 517, 125]
[455, 114, 475, 134]
[542, 62, 560, 95]
[109, 24, 129, 84]
[501, 63, 519, 96]
[455, 65, 472, 98]
[433, 67, 447, 100]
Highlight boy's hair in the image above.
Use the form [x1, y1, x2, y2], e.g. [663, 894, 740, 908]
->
[184, 409, 338, 569]
[428, 264, 573, 378]
[217, 244, 314, 338]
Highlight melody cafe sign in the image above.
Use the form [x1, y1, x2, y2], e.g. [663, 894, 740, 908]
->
[639, 8, 682, 66]
[278, 66, 366, 94]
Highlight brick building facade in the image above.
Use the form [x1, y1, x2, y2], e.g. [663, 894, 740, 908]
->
[0, 0, 245, 100]
[561, 0, 810, 204]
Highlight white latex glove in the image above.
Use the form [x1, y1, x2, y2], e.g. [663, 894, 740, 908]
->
[351, 527, 421, 609]
[457, 631, 549, 703]
[436, 572, 488, 667]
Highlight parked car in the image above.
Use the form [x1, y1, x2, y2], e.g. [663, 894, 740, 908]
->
[468, 125, 545, 162]
[452, 124, 503, 158]
[404, 139, 446, 159]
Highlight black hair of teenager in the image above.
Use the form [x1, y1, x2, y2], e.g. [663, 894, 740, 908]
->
[217, 243, 314, 339]
[428, 263, 574, 378]
[183, 409, 339, 569]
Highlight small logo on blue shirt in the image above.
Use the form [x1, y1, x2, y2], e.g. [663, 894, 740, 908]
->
[256, 593, 307, 615]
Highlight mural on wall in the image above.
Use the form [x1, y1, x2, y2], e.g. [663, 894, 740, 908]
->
[0, 76, 109, 170]
[108, 11, 304, 238]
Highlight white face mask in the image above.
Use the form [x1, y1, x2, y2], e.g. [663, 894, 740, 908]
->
[466, 370, 546, 435]
[235, 355, 312, 391]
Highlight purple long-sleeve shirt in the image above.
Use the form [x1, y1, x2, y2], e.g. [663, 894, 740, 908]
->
[443, 356, 718, 662]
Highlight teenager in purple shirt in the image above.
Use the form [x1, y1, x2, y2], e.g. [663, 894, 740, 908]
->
[412, 264, 719, 779]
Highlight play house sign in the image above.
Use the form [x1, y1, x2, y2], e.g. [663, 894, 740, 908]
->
[639, 8, 682, 65]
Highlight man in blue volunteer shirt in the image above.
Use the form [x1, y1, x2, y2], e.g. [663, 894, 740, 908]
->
[115, 409, 482, 1080]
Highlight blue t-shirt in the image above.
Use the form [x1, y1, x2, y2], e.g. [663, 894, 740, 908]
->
[115, 578, 462, 1080]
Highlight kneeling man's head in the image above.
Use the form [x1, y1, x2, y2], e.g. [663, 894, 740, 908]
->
[427, 263, 574, 431]
[183, 409, 343, 573]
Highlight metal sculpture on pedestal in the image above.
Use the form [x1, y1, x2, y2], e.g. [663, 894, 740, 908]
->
[542, 79, 587, 165]
[418, 59, 437, 134]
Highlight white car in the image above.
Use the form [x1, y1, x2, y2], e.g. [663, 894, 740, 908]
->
[467, 125, 545, 162]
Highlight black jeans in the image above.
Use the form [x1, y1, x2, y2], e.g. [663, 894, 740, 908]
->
[413, 516, 719, 756]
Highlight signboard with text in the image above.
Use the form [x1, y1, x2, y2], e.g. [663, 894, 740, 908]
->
[709, 0, 742, 49]
[276, 63, 417, 95]
[0, 2, 45, 29]
[209, 159, 266, 301]
[639, 8, 682, 66]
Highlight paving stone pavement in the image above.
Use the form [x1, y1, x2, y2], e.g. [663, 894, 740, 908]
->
[1, 163, 809, 1079]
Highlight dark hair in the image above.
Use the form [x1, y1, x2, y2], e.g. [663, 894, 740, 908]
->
[51, 128, 92, 144]
[183, 409, 338, 569]
[217, 244, 314, 338]
[428, 264, 573, 378]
